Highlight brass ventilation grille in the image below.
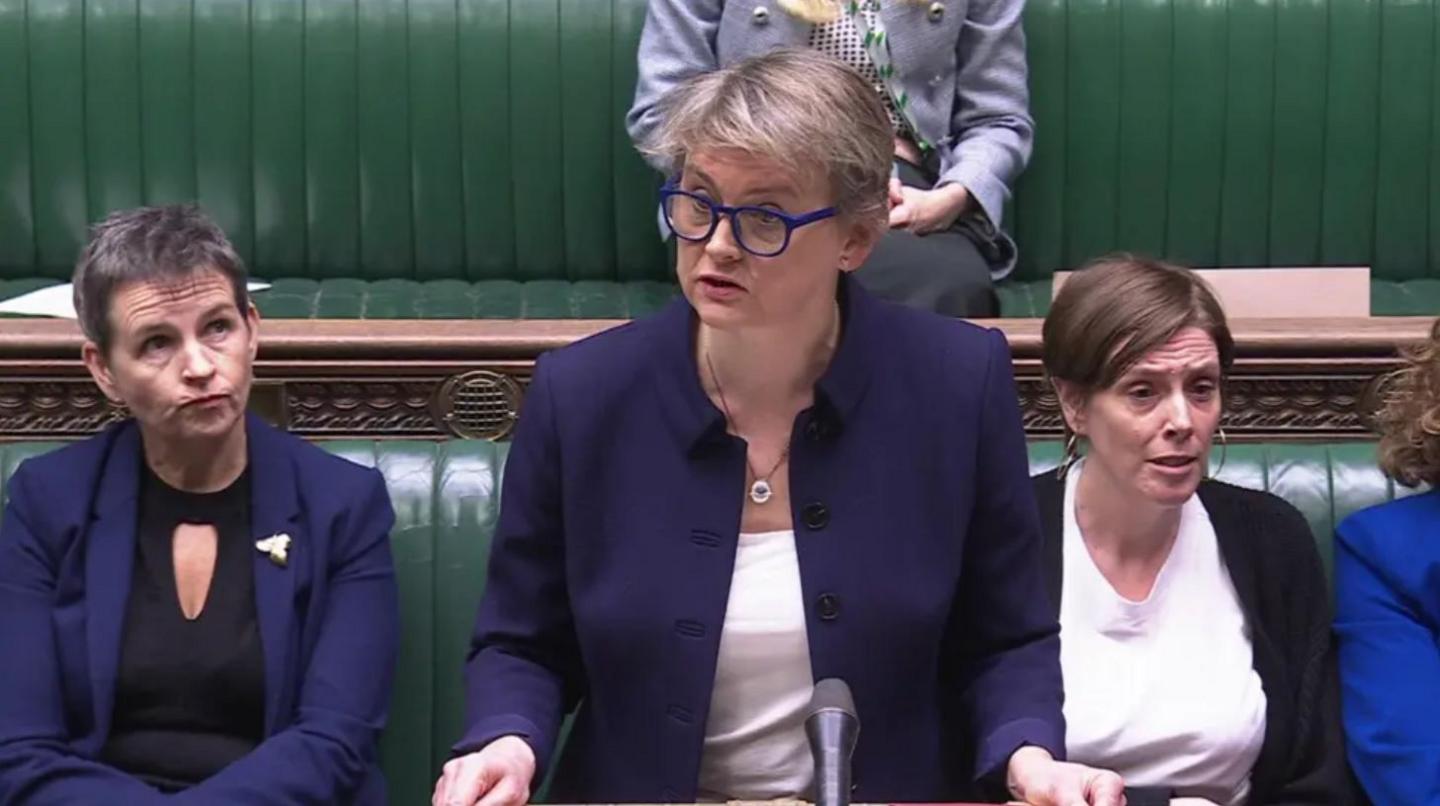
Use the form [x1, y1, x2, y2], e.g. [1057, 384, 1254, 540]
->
[434, 371, 523, 440]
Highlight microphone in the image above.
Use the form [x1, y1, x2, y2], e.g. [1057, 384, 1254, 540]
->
[805, 678, 860, 806]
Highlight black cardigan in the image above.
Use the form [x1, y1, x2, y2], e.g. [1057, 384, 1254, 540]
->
[1032, 471, 1354, 806]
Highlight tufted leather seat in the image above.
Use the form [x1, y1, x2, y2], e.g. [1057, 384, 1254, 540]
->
[2, 0, 1439, 317]
[0, 437, 1414, 802]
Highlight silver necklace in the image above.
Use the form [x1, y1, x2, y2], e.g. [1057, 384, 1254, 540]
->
[705, 351, 791, 505]
[701, 302, 841, 505]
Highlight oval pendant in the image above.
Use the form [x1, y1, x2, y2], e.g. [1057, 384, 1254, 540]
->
[749, 479, 773, 504]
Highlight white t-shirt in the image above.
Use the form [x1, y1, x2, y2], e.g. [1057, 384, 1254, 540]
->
[1060, 460, 1267, 806]
[696, 530, 814, 801]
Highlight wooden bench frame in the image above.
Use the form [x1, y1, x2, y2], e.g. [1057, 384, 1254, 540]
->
[0, 317, 1430, 442]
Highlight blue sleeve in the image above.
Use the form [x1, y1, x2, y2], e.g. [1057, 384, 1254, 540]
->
[936, 0, 1034, 228]
[0, 465, 168, 804]
[453, 356, 582, 780]
[952, 329, 1066, 783]
[173, 470, 400, 805]
[1334, 512, 1440, 805]
[625, 0, 723, 172]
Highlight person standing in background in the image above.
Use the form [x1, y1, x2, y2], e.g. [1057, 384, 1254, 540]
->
[628, 0, 1033, 318]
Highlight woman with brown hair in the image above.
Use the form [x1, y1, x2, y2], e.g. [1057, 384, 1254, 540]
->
[1032, 256, 1350, 805]
[1334, 320, 1440, 805]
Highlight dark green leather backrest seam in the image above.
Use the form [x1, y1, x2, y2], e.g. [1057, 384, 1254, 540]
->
[6, 0, 1436, 285]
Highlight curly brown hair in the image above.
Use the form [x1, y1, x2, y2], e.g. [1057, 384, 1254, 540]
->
[1376, 318, 1440, 487]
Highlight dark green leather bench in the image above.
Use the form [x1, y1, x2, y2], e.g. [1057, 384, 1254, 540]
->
[2, 0, 1438, 317]
[0, 438, 1414, 803]
[0, 0, 672, 320]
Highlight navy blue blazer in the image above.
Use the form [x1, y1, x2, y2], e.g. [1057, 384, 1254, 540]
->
[457, 277, 1065, 802]
[0, 413, 399, 804]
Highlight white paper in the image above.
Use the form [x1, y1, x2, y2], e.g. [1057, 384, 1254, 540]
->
[0, 281, 272, 318]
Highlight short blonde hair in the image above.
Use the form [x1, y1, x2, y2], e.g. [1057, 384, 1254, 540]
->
[640, 48, 892, 228]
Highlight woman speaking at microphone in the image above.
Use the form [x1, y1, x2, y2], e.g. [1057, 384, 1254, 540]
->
[434, 49, 1120, 806]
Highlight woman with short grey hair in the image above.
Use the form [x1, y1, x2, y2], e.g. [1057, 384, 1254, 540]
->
[0, 204, 400, 803]
[437, 50, 1118, 806]
[627, 0, 1033, 317]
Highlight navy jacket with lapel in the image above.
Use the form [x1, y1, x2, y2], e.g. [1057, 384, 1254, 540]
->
[0, 413, 399, 804]
[457, 277, 1064, 802]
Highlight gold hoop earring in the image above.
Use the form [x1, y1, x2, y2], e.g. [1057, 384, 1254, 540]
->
[1208, 427, 1228, 479]
[1056, 432, 1080, 480]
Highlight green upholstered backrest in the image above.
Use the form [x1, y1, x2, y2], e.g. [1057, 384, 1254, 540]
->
[4, 0, 1439, 287]
[0, 436, 1414, 805]
[322, 441, 509, 802]
[1010, 0, 1440, 283]
[0, 0, 667, 284]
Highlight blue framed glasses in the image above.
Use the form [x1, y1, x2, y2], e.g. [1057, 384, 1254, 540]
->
[660, 182, 837, 258]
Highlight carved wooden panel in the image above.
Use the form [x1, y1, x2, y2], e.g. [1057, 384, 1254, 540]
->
[432, 371, 527, 440]
[0, 379, 127, 438]
[0, 317, 1429, 442]
[285, 380, 442, 437]
[1017, 373, 1385, 440]
[1221, 375, 1377, 436]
